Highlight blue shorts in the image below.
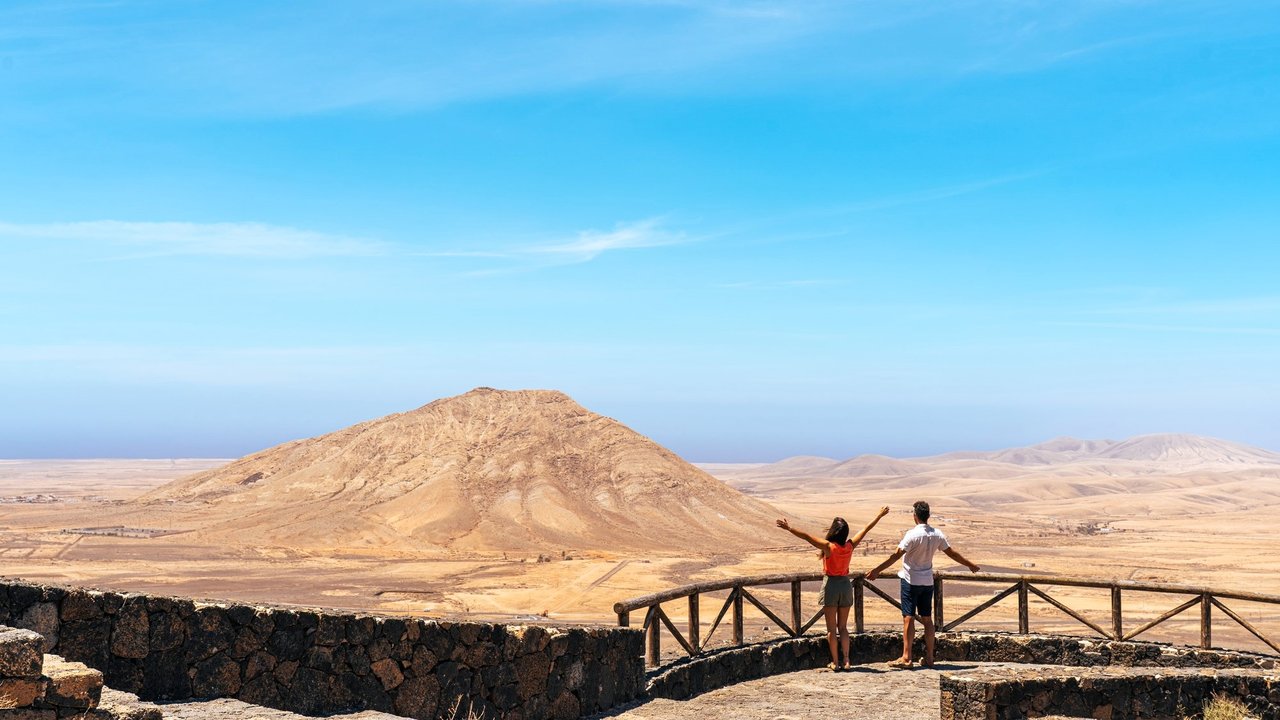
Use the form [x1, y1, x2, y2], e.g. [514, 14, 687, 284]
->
[900, 578, 934, 618]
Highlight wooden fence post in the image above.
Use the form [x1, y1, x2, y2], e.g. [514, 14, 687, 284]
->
[647, 607, 661, 666]
[1018, 581, 1029, 634]
[1111, 586, 1123, 640]
[854, 576, 865, 634]
[732, 587, 744, 645]
[791, 581, 803, 636]
[934, 577, 945, 631]
[688, 594, 700, 652]
[1201, 593, 1212, 649]
[617, 610, 629, 627]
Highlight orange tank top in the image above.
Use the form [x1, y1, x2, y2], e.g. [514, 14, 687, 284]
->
[823, 541, 853, 576]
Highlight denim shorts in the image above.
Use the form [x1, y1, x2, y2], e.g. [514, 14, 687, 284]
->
[900, 578, 934, 617]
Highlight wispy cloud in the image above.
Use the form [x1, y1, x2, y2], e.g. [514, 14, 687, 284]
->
[1086, 297, 1280, 317]
[823, 170, 1050, 217]
[0, 220, 387, 259]
[425, 217, 696, 271]
[0, 342, 396, 386]
[715, 279, 843, 290]
[0, 0, 832, 117]
[1050, 321, 1280, 337]
[527, 218, 688, 262]
[733, 169, 1051, 247]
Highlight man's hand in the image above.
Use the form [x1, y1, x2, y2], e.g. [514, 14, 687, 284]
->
[776, 518, 791, 531]
[877, 506, 890, 518]
[866, 569, 880, 581]
[968, 563, 980, 573]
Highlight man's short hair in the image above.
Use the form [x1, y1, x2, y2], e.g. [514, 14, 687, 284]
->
[913, 500, 931, 523]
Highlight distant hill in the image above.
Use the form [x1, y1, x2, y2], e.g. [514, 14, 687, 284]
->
[916, 433, 1280, 470]
[142, 388, 781, 552]
[1095, 433, 1280, 465]
[710, 433, 1280, 505]
[826, 454, 928, 478]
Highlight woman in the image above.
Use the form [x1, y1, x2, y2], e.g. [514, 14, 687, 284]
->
[777, 506, 890, 670]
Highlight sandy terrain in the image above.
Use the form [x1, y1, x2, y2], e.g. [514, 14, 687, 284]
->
[3, 430, 1280, 659]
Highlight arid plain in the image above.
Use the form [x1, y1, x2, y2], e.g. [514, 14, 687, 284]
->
[4, 389, 1280, 658]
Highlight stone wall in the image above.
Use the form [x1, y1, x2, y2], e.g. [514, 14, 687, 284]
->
[0, 580, 644, 719]
[940, 665, 1280, 720]
[647, 631, 1278, 702]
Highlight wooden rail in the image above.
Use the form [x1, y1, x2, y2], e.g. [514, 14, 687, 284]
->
[613, 571, 1280, 667]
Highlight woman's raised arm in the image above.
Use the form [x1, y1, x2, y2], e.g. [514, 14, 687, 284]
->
[849, 506, 890, 549]
[776, 518, 830, 554]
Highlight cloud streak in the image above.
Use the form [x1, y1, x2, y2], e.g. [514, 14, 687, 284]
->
[527, 218, 688, 262]
[0, 220, 387, 259]
[1086, 297, 1280, 317]
[425, 217, 696, 272]
[0, 0, 831, 117]
[1050, 321, 1280, 337]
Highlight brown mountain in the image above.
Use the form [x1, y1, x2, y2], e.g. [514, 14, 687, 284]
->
[141, 387, 781, 552]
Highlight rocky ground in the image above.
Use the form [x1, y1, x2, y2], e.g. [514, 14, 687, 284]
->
[595, 661, 1064, 720]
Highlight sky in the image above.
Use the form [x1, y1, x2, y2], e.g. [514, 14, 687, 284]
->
[2, 0, 1278, 461]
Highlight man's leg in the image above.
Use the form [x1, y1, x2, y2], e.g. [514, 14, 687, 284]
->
[900, 614, 914, 663]
[921, 616, 935, 666]
[892, 578, 915, 666]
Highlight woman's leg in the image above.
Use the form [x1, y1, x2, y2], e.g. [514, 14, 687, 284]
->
[837, 605, 852, 667]
[824, 606, 839, 667]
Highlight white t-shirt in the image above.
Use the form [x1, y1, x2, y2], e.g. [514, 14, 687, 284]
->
[897, 524, 950, 586]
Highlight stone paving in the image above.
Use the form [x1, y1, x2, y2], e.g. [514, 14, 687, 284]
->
[595, 661, 1065, 720]
[157, 699, 404, 719]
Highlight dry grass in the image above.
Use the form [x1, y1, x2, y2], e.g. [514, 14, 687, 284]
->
[444, 695, 490, 720]
[1199, 694, 1255, 720]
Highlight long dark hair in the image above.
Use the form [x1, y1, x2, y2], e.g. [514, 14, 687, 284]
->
[825, 517, 849, 545]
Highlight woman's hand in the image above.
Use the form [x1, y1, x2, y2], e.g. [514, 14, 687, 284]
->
[877, 506, 890, 518]
[776, 518, 791, 531]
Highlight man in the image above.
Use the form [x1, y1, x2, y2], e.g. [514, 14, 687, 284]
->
[866, 500, 979, 668]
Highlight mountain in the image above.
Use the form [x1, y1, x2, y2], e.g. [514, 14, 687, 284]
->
[717, 433, 1280, 485]
[826, 454, 929, 478]
[141, 388, 782, 552]
[1095, 433, 1280, 465]
[911, 434, 1280, 470]
[1026, 437, 1119, 455]
[706, 433, 1280, 515]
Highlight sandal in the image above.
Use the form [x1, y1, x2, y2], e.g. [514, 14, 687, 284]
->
[887, 658, 913, 669]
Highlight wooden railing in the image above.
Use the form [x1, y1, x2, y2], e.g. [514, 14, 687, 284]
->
[613, 571, 1280, 667]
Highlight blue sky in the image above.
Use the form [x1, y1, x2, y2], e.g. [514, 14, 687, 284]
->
[2, 1, 1278, 460]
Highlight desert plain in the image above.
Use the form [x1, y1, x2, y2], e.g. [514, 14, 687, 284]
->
[3, 390, 1280, 660]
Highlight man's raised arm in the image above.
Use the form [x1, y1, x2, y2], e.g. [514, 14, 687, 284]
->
[943, 547, 980, 573]
[865, 548, 904, 581]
